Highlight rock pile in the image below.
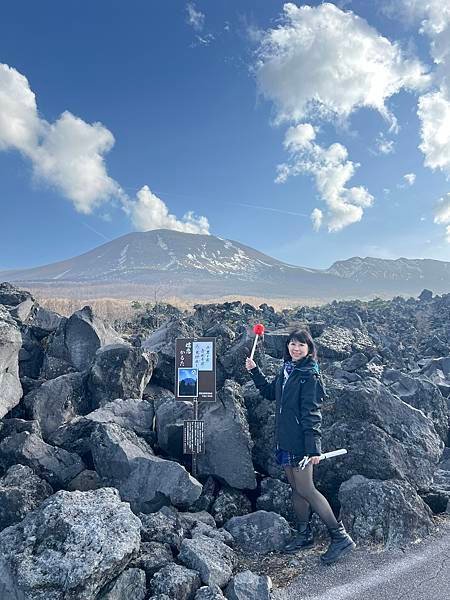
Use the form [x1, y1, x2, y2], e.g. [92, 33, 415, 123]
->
[0, 281, 449, 599]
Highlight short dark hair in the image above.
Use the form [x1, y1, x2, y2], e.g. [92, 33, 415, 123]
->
[283, 328, 317, 361]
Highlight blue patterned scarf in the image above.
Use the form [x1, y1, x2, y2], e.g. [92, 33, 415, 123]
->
[283, 357, 320, 387]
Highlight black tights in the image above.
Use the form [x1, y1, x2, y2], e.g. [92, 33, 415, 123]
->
[284, 464, 339, 529]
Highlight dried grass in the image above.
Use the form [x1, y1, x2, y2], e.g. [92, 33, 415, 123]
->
[28, 286, 325, 322]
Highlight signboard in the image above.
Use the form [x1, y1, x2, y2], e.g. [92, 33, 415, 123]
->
[175, 337, 216, 401]
[183, 420, 205, 454]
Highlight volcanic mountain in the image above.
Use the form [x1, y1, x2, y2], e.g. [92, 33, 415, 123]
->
[1, 229, 449, 300]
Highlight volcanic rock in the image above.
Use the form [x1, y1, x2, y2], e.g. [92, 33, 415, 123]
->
[0, 487, 141, 600]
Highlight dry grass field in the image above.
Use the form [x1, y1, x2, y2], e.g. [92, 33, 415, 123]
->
[19, 280, 327, 323]
[33, 293, 322, 322]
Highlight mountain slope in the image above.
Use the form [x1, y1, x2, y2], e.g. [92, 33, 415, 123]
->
[1, 230, 449, 299]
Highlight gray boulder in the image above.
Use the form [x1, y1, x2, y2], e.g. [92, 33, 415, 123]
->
[0, 464, 52, 531]
[0, 487, 141, 600]
[195, 585, 225, 599]
[220, 332, 262, 386]
[198, 380, 256, 490]
[142, 318, 199, 390]
[8, 293, 61, 339]
[90, 422, 155, 485]
[242, 380, 280, 477]
[23, 372, 89, 441]
[420, 356, 450, 397]
[119, 453, 203, 513]
[262, 327, 291, 359]
[26, 304, 62, 338]
[0, 417, 41, 441]
[0, 282, 32, 306]
[225, 570, 272, 600]
[383, 369, 448, 442]
[0, 306, 22, 418]
[179, 510, 217, 531]
[341, 352, 368, 372]
[211, 487, 252, 527]
[224, 511, 291, 554]
[79, 397, 155, 439]
[131, 541, 173, 579]
[178, 535, 236, 587]
[315, 325, 374, 360]
[153, 389, 193, 457]
[67, 469, 102, 492]
[89, 421, 202, 511]
[154, 381, 256, 490]
[318, 379, 443, 496]
[0, 431, 85, 488]
[87, 344, 157, 408]
[41, 306, 123, 379]
[48, 397, 155, 458]
[256, 477, 295, 524]
[190, 476, 218, 513]
[423, 469, 450, 513]
[97, 568, 146, 600]
[190, 521, 234, 546]
[339, 475, 434, 547]
[139, 505, 184, 551]
[149, 563, 201, 600]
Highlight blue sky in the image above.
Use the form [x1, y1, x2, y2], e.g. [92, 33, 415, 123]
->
[1, 1, 450, 270]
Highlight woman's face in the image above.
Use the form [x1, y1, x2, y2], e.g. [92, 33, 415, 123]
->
[288, 339, 309, 361]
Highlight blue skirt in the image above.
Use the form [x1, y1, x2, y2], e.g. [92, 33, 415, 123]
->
[275, 448, 305, 468]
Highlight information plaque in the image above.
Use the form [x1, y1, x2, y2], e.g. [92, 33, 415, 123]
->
[183, 420, 205, 454]
[175, 337, 216, 402]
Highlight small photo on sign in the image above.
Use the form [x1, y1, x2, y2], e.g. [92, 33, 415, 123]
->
[178, 368, 199, 397]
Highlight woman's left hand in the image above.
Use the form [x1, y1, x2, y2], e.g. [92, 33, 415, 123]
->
[309, 456, 320, 465]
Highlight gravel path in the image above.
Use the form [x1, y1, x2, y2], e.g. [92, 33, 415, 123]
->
[273, 517, 450, 600]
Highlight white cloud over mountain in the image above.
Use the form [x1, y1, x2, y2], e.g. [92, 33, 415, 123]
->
[0, 64, 41, 154]
[256, 2, 429, 234]
[0, 63, 120, 213]
[385, 1, 450, 240]
[0, 63, 209, 233]
[124, 186, 210, 234]
[276, 124, 374, 232]
[256, 2, 430, 127]
[418, 91, 450, 175]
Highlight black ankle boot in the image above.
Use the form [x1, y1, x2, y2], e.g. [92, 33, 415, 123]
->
[284, 521, 314, 553]
[320, 520, 355, 564]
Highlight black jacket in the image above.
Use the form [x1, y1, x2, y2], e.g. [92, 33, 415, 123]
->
[250, 356, 325, 456]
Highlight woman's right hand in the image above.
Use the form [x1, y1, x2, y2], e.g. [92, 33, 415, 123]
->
[245, 357, 256, 371]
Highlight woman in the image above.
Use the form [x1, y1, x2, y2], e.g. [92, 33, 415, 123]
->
[245, 328, 355, 564]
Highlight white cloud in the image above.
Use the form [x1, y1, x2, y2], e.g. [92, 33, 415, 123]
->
[383, 2, 450, 84]
[434, 193, 450, 225]
[0, 63, 211, 235]
[194, 33, 215, 47]
[417, 91, 450, 175]
[31, 111, 122, 213]
[0, 63, 122, 213]
[125, 186, 210, 234]
[256, 2, 430, 127]
[375, 133, 395, 155]
[404, 172, 416, 185]
[277, 124, 374, 232]
[384, 2, 450, 239]
[311, 208, 323, 231]
[0, 64, 41, 153]
[433, 193, 450, 242]
[186, 2, 205, 32]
